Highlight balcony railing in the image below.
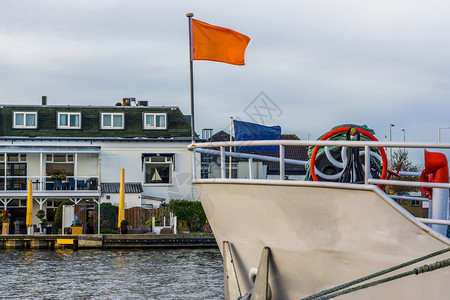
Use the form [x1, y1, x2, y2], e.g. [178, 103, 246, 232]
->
[0, 176, 99, 191]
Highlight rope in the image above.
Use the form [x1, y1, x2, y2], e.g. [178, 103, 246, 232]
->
[301, 247, 450, 300]
[316, 258, 450, 299]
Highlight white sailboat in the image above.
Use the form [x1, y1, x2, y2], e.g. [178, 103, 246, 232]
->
[151, 168, 162, 183]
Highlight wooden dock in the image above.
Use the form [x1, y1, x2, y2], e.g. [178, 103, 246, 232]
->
[0, 234, 217, 250]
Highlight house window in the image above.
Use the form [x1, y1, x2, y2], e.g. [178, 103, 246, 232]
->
[46, 154, 74, 180]
[101, 112, 124, 129]
[46, 154, 73, 163]
[1, 154, 27, 190]
[58, 112, 81, 129]
[13, 111, 37, 129]
[411, 200, 421, 207]
[143, 113, 166, 130]
[6, 153, 26, 162]
[144, 156, 172, 184]
[225, 162, 238, 179]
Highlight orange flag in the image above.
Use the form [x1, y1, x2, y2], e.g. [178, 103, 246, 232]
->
[192, 19, 250, 65]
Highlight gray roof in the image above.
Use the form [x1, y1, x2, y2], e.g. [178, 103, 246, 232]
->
[141, 195, 165, 201]
[101, 182, 143, 193]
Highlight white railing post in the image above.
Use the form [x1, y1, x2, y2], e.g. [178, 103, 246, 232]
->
[249, 157, 253, 179]
[74, 153, 78, 190]
[3, 153, 6, 191]
[220, 146, 226, 179]
[192, 149, 197, 180]
[430, 188, 449, 235]
[364, 146, 370, 185]
[280, 145, 285, 180]
[39, 152, 43, 191]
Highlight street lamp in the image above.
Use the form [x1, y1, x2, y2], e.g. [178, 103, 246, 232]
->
[438, 126, 450, 152]
[401, 128, 405, 152]
[390, 124, 395, 165]
[438, 126, 450, 144]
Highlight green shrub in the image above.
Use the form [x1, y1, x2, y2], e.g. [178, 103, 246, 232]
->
[144, 216, 161, 226]
[169, 200, 207, 232]
[100, 203, 119, 234]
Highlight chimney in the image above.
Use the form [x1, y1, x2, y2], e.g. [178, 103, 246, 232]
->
[122, 97, 136, 106]
[42, 96, 47, 105]
[123, 98, 131, 106]
[202, 128, 213, 140]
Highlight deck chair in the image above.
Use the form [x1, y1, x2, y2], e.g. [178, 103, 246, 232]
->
[68, 179, 75, 190]
[53, 180, 63, 190]
[77, 180, 88, 190]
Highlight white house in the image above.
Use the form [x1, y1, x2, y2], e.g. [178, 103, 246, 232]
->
[0, 98, 199, 233]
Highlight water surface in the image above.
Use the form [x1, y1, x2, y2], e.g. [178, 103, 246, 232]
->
[1, 248, 223, 299]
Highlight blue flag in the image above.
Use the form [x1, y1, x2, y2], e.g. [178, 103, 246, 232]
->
[234, 120, 281, 152]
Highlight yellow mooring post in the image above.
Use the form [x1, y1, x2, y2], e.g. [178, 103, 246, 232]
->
[26, 179, 33, 233]
[118, 168, 125, 228]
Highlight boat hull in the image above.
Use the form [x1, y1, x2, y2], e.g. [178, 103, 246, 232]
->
[194, 180, 450, 299]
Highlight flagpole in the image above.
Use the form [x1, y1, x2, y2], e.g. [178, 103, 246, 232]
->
[186, 13, 195, 142]
[229, 117, 233, 179]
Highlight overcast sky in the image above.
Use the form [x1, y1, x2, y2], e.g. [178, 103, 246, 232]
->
[1, 0, 450, 153]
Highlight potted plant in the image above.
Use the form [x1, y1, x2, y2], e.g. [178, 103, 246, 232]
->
[35, 209, 45, 234]
[120, 219, 129, 234]
[51, 173, 67, 180]
[59, 173, 67, 182]
[36, 209, 45, 220]
[0, 209, 11, 235]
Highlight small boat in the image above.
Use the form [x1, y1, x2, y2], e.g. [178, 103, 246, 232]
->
[189, 126, 450, 299]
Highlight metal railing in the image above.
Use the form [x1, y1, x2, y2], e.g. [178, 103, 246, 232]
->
[189, 140, 450, 228]
[0, 176, 99, 191]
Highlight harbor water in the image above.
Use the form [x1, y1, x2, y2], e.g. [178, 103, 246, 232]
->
[0, 248, 223, 299]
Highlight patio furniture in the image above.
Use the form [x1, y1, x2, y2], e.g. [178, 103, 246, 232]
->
[160, 227, 172, 234]
[53, 180, 63, 190]
[72, 226, 83, 234]
[77, 180, 88, 190]
[68, 179, 75, 190]
[87, 178, 98, 190]
[46, 182, 53, 190]
[127, 225, 142, 234]
[140, 225, 151, 234]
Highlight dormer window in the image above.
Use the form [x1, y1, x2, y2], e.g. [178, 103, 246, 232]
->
[101, 112, 124, 129]
[143, 113, 166, 130]
[13, 111, 37, 129]
[57, 112, 81, 129]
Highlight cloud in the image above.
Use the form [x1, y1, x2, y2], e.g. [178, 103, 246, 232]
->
[0, 0, 449, 150]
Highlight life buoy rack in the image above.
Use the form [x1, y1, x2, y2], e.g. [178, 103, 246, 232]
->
[310, 126, 388, 182]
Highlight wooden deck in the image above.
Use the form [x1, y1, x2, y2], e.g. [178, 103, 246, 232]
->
[0, 233, 217, 250]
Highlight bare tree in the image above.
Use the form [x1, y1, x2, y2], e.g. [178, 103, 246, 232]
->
[390, 149, 420, 195]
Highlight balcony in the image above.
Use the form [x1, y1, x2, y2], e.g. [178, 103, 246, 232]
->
[0, 176, 99, 193]
[0, 146, 101, 197]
